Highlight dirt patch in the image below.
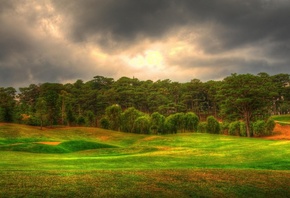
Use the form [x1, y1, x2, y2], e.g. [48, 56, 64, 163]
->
[264, 123, 290, 140]
[98, 136, 110, 141]
[37, 142, 61, 146]
[143, 136, 160, 141]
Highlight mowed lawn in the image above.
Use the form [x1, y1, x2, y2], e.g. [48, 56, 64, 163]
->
[272, 114, 290, 125]
[0, 123, 290, 197]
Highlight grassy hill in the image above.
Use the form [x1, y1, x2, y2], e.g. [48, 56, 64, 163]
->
[0, 123, 290, 197]
[272, 114, 290, 125]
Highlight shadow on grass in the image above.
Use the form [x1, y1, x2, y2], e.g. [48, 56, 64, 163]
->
[0, 140, 117, 153]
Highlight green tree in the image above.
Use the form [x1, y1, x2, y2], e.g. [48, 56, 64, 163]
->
[197, 122, 207, 133]
[218, 73, 276, 137]
[66, 103, 75, 126]
[77, 115, 86, 126]
[0, 87, 16, 122]
[174, 113, 185, 132]
[133, 115, 151, 134]
[35, 97, 47, 129]
[270, 73, 290, 114]
[164, 113, 185, 134]
[100, 117, 110, 129]
[184, 112, 199, 132]
[105, 104, 122, 131]
[40, 83, 63, 126]
[150, 112, 165, 134]
[18, 84, 40, 114]
[164, 114, 178, 134]
[121, 107, 143, 132]
[59, 90, 69, 125]
[206, 116, 220, 134]
[85, 110, 95, 127]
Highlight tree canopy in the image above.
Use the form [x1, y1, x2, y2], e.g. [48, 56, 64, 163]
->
[1, 72, 289, 137]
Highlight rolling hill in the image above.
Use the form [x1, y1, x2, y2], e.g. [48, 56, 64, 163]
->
[0, 123, 290, 197]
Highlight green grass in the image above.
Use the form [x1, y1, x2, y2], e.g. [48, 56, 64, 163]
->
[272, 114, 290, 124]
[0, 123, 290, 197]
[0, 140, 116, 153]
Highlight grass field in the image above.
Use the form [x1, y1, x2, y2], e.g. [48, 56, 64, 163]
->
[272, 114, 290, 125]
[0, 123, 290, 197]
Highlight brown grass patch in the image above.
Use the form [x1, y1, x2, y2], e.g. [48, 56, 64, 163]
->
[142, 136, 160, 141]
[265, 123, 290, 140]
[98, 136, 110, 141]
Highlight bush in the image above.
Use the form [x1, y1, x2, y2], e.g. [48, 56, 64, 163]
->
[184, 112, 199, 132]
[220, 122, 229, 135]
[206, 116, 220, 134]
[228, 121, 247, 136]
[239, 121, 247, 137]
[150, 112, 165, 134]
[27, 116, 40, 126]
[253, 120, 266, 137]
[100, 117, 110, 129]
[85, 111, 95, 127]
[174, 113, 185, 132]
[77, 115, 86, 126]
[132, 115, 151, 134]
[228, 121, 240, 136]
[197, 122, 207, 133]
[164, 114, 178, 134]
[265, 118, 276, 135]
[121, 107, 143, 132]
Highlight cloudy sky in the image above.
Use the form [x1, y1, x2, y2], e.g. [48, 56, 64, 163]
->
[1, 0, 290, 88]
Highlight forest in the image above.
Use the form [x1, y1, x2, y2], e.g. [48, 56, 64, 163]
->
[1, 72, 290, 137]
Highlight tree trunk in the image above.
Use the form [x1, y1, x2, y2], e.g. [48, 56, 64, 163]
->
[244, 111, 251, 137]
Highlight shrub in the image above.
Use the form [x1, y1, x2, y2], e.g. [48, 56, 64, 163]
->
[174, 113, 185, 132]
[150, 112, 165, 134]
[184, 112, 199, 132]
[105, 104, 122, 131]
[265, 118, 275, 135]
[206, 116, 220, 134]
[220, 122, 229, 135]
[27, 116, 40, 126]
[100, 117, 110, 129]
[77, 115, 86, 126]
[132, 115, 151, 134]
[197, 122, 207, 133]
[121, 107, 143, 132]
[164, 114, 178, 134]
[253, 120, 266, 137]
[239, 121, 247, 137]
[228, 121, 240, 136]
[85, 111, 95, 127]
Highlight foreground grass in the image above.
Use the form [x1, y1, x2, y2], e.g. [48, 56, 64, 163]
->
[0, 123, 290, 197]
[1, 169, 289, 198]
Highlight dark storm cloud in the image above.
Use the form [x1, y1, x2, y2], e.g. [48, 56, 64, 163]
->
[1, 0, 290, 88]
[52, 0, 186, 47]
[52, 0, 290, 52]
[0, 0, 105, 88]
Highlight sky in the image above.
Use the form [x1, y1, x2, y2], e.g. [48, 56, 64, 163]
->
[1, 0, 290, 88]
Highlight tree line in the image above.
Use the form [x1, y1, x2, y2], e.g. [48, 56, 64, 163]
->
[0, 72, 289, 137]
